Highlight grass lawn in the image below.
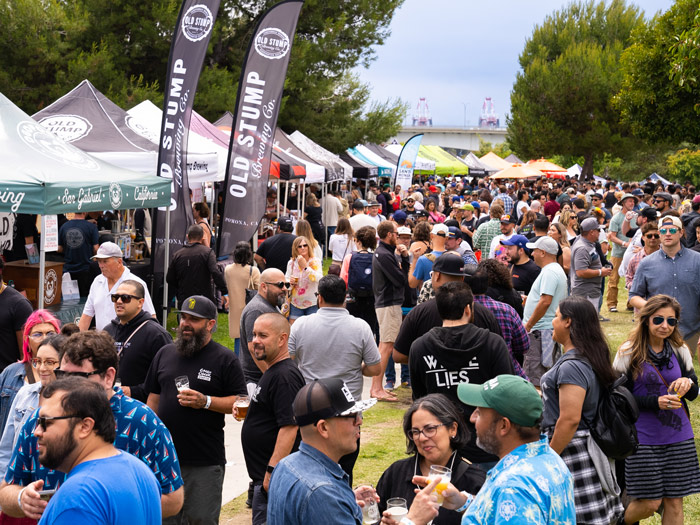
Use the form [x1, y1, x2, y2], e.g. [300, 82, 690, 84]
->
[215, 275, 700, 523]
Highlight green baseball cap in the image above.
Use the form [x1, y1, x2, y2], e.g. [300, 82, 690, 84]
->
[457, 375, 542, 427]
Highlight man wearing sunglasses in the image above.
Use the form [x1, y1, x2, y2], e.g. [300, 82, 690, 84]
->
[630, 216, 700, 359]
[0, 331, 184, 520]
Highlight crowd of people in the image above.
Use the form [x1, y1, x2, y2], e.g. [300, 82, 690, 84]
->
[0, 174, 699, 524]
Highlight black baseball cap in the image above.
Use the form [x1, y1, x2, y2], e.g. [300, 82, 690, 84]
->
[176, 295, 217, 320]
[278, 216, 294, 232]
[500, 214, 517, 224]
[639, 207, 659, 221]
[293, 378, 377, 427]
[432, 252, 465, 277]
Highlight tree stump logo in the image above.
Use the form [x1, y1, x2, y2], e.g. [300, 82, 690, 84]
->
[181, 4, 214, 42]
[45, 269, 58, 304]
[18, 121, 99, 171]
[254, 28, 290, 60]
[109, 182, 123, 209]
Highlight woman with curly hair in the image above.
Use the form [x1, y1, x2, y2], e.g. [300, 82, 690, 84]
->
[477, 258, 523, 318]
[614, 295, 700, 524]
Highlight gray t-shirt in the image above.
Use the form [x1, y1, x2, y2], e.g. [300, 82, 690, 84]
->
[239, 293, 278, 384]
[569, 236, 602, 298]
[288, 307, 380, 401]
[540, 351, 601, 430]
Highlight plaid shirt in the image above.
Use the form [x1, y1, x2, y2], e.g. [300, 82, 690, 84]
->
[495, 192, 514, 214]
[474, 295, 529, 379]
[472, 219, 502, 255]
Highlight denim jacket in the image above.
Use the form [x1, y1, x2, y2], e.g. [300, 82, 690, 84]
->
[0, 362, 26, 439]
[268, 442, 362, 525]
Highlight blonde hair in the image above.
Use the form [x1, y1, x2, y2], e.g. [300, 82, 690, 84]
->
[292, 236, 312, 259]
[295, 221, 319, 252]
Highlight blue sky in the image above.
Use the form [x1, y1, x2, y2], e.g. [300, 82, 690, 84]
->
[357, 0, 675, 127]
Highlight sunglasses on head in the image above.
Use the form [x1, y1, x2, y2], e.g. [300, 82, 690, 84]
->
[264, 281, 291, 289]
[645, 233, 660, 239]
[110, 294, 140, 304]
[651, 316, 677, 327]
[659, 227, 679, 235]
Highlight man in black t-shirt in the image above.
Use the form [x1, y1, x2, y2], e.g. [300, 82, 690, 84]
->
[0, 259, 33, 371]
[254, 216, 296, 272]
[145, 295, 246, 525]
[2, 214, 39, 263]
[501, 235, 541, 295]
[57, 212, 99, 297]
[240, 312, 305, 525]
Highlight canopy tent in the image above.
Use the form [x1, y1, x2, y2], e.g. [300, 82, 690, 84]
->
[289, 131, 351, 182]
[479, 152, 511, 171]
[126, 100, 223, 185]
[341, 150, 378, 179]
[214, 111, 234, 132]
[33, 80, 217, 181]
[384, 144, 436, 172]
[505, 153, 524, 164]
[274, 130, 326, 184]
[364, 143, 399, 165]
[347, 147, 392, 177]
[526, 158, 567, 180]
[414, 145, 469, 176]
[489, 164, 544, 180]
[463, 152, 498, 176]
[646, 172, 671, 187]
[567, 163, 582, 177]
[354, 145, 395, 177]
[2, 92, 170, 307]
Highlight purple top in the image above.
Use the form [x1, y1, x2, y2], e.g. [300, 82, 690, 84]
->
[632, 354, 694, 445]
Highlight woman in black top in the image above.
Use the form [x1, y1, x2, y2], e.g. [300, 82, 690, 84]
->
[376, 394, 485, 525]
[478, 258, 524, 318]
[303, 193, 324, 247]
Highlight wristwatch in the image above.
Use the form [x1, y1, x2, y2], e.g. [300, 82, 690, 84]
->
[266, 464, 275, 474]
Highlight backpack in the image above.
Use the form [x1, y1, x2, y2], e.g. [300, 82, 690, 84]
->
[558, 354, 639, 460]
[348, 251, 374, 297]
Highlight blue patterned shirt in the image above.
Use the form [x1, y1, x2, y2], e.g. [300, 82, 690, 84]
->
[5, 387, 183, 494]
[462, 435, 575, 525]
[495, 193, 514, 215]
[473, 295, 529, 379]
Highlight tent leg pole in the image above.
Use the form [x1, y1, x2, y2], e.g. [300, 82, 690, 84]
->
[38, 215, 46, 310]
[322, 183, 327, 258]
[162, 207, 171, 329]
[284, 182, 289, 214]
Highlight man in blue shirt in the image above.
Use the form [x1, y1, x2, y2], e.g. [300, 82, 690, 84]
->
[0, 331, 184, 520]
[630, 215, 700, 358]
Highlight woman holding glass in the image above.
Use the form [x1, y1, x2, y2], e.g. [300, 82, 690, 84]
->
[377, 394, 485, 525]
[285, 236, 323, 323]
[614, 295, 700, 524]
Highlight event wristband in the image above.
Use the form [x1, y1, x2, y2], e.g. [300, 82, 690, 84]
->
[399, 519, 415, 525]
[203, 395, 212, 410]
[598, 269, 602, 276]
[455, 491, 474, 513]
[17, 487, 27, 511]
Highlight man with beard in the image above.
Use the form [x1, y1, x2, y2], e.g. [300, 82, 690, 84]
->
[241, 313, 305, 525]
[103, 279, 172, 402]
[19, 377, 161, 524]
[146, 295, 246, 525]
[0, 331, 183, 520]
[501, 235, 540, 295]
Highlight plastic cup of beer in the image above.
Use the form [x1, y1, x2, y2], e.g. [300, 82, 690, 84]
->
[355, 485, 380, 524]
[234, 396, 250, 421]
[428, 465, 452, 506]
[174, 376, 189, 392]
[386, 497, 408, 520]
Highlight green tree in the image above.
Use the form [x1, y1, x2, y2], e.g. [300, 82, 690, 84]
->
[507, 0, 644, 178]
[615, 0, 700, 144]
[475, 138, 512, 159]
[667, 148, 700, 186]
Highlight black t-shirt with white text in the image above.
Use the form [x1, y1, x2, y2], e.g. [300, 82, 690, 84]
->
[241, 358, 304, 482]
[145, 340, 246, 465]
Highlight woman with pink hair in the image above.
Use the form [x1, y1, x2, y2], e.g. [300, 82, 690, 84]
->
[0, 310, 59, 437]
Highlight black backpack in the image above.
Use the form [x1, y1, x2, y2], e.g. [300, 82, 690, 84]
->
[348, 251, 373, 297]
[558, 354, 639, 460]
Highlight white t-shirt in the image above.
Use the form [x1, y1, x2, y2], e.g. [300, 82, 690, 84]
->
[328, 234, 356, 263]
[349, 213, 378, 232]
[83, 267, 156, 329]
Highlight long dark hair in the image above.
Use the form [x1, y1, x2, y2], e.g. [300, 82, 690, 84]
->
[559, 296, 617, 387]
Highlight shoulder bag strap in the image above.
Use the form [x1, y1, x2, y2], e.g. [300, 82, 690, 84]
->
[247, 265, 254, 288]
[118, 320, 151, 358]
[649, 360, 690, 418]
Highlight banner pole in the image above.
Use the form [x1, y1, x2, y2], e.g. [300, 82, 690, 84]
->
[38, 215, 46, 310]
[162, 207, 171, 329]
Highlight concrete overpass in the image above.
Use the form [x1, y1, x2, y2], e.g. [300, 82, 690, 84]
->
[392, 126, 507, 151]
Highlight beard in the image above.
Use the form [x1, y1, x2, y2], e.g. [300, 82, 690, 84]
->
[252, 342, 267, 361]
[175, 324, 208, 357]
[265, 289, 285, 308]
[475, 420, 502, 456]
[39, 425, 77, 471]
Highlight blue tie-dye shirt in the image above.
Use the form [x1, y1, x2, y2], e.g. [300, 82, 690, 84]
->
[5, 387, 183, 494]
[462, 435, 575, 525]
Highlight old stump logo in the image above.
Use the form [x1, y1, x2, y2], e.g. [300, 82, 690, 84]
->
[125, 115, 159, 143]
[109, 182, 123, 209]
[45, 269, 58, 304]
[38, 115, 92, 143]
[18, 121, 99, 171]
[181, 4, 213, 42]
[254, 28, 290, 60]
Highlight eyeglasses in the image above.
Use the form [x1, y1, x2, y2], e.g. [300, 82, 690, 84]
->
[645, 233, 660, 239]
[54, 369, 104, 379]
[407, 423, 445, 440]
[31, 358, 59, 369]
[264, 281, 291, 289]
[110, 294, 141, 304]
[651, 316, 677, 327]
[36, 415, 82, 431]
[659, 227, 679, 235]
[28, 330, 57, 340]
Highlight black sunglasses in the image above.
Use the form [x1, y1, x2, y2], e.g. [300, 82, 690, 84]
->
[264, 281, 291, 289]
[110, 294, 141, 304]
[645, 234, 660, 239]
[651, 316, 677, 327]
[54, 369, 104, 379]
[37, 415, 81, 431]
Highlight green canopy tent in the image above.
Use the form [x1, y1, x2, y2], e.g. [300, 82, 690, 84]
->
[0, 92, 170, 307]
[414, 145, 470, 176]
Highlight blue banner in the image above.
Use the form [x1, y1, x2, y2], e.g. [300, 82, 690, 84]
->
[394, 134, 423, 194]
